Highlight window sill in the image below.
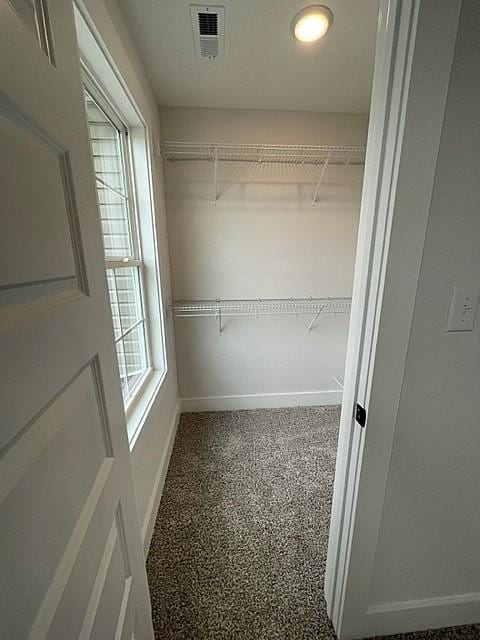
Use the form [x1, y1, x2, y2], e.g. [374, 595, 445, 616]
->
[126, 366, 167, 450]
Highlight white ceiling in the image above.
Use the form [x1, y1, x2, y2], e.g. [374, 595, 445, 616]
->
[116, 0, 379, 113]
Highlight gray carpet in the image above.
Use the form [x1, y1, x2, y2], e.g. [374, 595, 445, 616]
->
[146, 407, 480, 640]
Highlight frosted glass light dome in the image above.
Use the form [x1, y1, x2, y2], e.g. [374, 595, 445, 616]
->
[291, 5, 333, 43]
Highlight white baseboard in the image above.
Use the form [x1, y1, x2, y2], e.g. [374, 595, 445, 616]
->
[180, 390, 342, 412]
[357, 592, 480, 639]
[141, 402, 180, 554]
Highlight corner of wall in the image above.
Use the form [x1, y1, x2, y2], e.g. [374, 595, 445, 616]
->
[140, 400, 181, 554]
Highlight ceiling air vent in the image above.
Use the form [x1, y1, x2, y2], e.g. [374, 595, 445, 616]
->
[190, 5, 225, 60]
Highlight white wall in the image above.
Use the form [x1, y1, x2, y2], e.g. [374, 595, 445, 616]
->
[80, 0, 179, 552]
[369, 0, 480, 614]
[160, 107, 367, 409]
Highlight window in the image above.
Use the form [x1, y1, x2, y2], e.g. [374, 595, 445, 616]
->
[84, 88, 151, 405]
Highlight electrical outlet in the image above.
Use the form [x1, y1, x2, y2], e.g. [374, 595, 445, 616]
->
[446, 284, 480, 332]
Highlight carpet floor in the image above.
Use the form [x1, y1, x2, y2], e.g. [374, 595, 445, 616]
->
[146, 407, 480, 640]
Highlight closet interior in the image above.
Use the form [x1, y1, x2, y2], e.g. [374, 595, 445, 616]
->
[160, 108, 367, 409]
[114, 0, 377, 634]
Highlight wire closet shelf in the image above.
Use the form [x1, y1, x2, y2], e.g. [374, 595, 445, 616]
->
[160, 142, 366, 165]
[171, 297, 352, 333]
[160, 141, 365, 205]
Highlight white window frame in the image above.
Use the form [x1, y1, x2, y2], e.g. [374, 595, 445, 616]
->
[84, 79, 153, 408]
[74, 4, 168, 446]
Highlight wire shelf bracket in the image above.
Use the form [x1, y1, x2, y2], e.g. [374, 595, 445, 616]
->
[213, 145, 219, 203]
[312, 154, 330, 206]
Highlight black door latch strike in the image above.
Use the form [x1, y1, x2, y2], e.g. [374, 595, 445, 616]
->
[356, 403, 367, 427]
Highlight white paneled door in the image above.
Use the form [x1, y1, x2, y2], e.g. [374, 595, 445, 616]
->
[0, 2, 154, 639]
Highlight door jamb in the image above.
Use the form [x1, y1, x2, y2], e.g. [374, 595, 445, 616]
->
[324, 0, 462, 636]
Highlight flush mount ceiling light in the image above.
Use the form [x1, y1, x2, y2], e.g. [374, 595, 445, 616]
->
[291, 5, 333, 43]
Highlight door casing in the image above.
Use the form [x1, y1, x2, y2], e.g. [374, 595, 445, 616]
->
[325, 1, 462, 638]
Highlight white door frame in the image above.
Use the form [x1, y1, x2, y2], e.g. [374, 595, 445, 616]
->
[325, 1, 462, 638]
